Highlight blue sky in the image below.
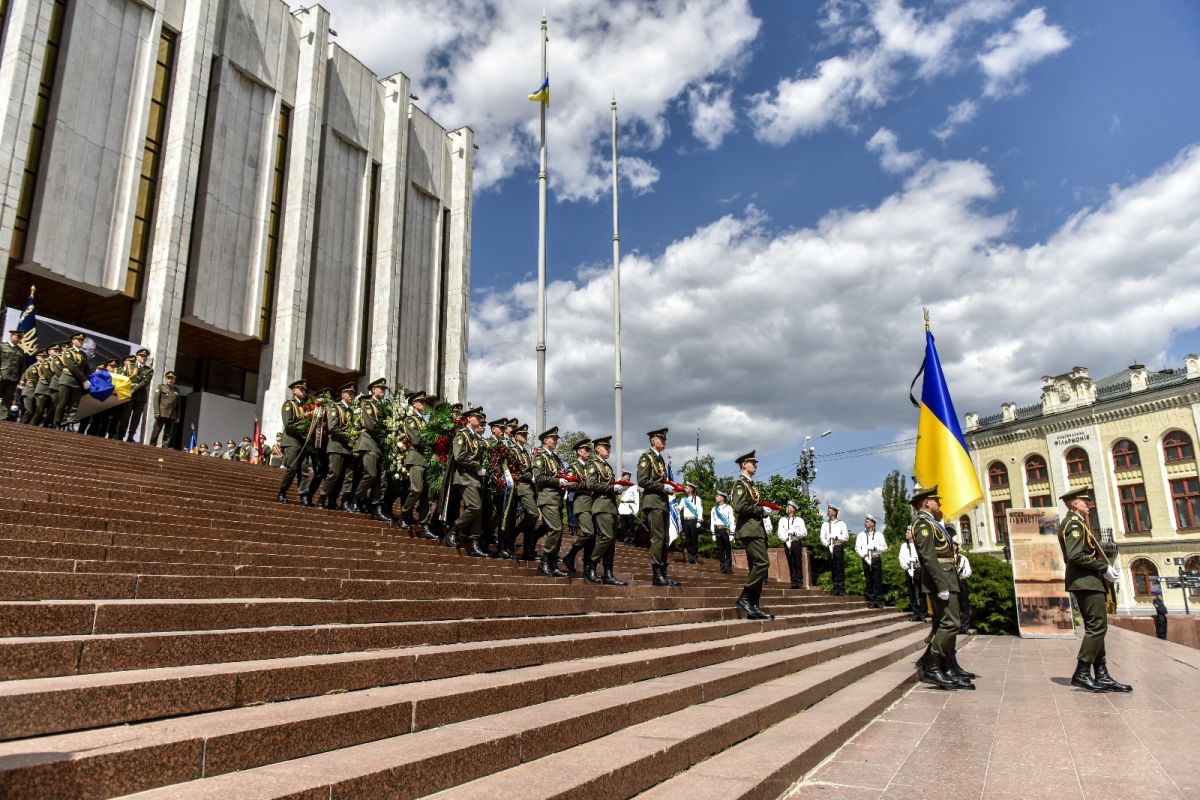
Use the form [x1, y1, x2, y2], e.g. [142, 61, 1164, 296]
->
[325, 0, 1200, 522]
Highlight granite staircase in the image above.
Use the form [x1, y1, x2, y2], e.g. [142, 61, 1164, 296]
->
[0, 422, 925, 799]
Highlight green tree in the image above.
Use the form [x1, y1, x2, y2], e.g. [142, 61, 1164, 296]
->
[961, 552, 1017, 635]
[882, 469, 914, 547]
[558, 430, 588, 466]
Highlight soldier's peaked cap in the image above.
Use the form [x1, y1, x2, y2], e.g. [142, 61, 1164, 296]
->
[909, 485, 940, 508]
[165, 371, 176, 379]
[575, 438, 593, 451]
[506, 418, 518, 428]
[647, 427, 668, 439]
[70, 332, 86, 340]
[1060, 486, 1093, 504]
[592, 434, 612, 447]
[405, 389, 428, 403]
[288, 379, 307, 390]
[491, 417, 508, 428]
[123, 354, 136, 362]
[8, 329, 20, 336]
[538, 426, 560, 441]
[514, 423, 529, 435]
[339, 382, 356, 394]
[465, 406, 485, 418]
[734, 450, 757, 465]
[368, 377, 387, 389]
[135, 348, 150, 357]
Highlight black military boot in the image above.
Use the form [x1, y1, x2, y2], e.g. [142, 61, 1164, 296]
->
[1071, 660, 1104, 692]
[1093, 659, 1132, 692]
[583, 556, 602, 584]
[942, 657, 975, 689]
[946, 653, 977, 680]
[601, 549, 627, 585]
[465, 536, 488, 558]
[442, 528, 458, 549]
[915, 647, 933, 676]
[561, 543, 582, 574]
[370, 503, 390, 522]
[652, 565, 671, 587]
[275, 492, 289, 504]
[495, 533, 513, 560]
[661, 565, 681, 587]
[919, 659, 959, 690]
[538, 555, 568, 578]
[299, 492, 314, 508]
[735, 588, 756, 616]
[751, 587, 775, 621]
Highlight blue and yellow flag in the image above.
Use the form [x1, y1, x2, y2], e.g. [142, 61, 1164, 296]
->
[911, 322, 982, 517]
[15, 285, 37, 359]
[527, 76, 549, 105]
[188, 424, 198, 454]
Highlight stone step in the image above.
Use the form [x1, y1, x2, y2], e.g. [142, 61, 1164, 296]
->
[106, 626, 923, 800]
[0, 612, 901, 740]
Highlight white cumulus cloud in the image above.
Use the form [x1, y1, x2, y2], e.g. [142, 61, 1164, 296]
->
[866, 127, 923, 173]
[933, 99, 980, 141]
[686, 82, 737, 149]
[978, 7, 1071, 98]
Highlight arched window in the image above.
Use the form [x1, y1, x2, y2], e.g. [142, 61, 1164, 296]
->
[1186, 556, 1200, 598]
[1112, 439, 1141, 470]
[988, 462, 1009, 489]
[958, 516, 972, 548]
[1130, 558, 1159, 597]
[1066, 447, 1091, 477]
[1163, 431, 1195, 463]
[1025, 455, 1047, 483]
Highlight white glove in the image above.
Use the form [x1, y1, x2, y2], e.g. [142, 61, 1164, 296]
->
[476, 468, 486, 477]
[956, 554, 973, 579]
[83, 380, 91, 391]
[662, 483, 675, 494]
[937, 590, 950, 601]
[1104, 565, 1120, 582]
[559, 478, 570, 488]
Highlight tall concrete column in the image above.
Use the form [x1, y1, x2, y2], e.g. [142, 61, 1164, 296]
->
[365, 72, 410, 387]
[0, 0, 58, 299]
[442, 126, 474, 405]
[130, 0, 220, 380]
[259, 5, 329, 439]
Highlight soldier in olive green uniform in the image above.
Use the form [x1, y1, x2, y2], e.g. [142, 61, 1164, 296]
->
[533, 427, 570, 578]
[18, 352, 42, 423]
[731, 450, 775, 620]
[448, 407, 488, 557]
[638, 427, 681, 587]
[0, 330, 24, 421]
[399, 390, 438, 537]
[1057, 487, 1132, 692]
[276, 379, 314, 504]
[148, 371, 180, 447]
[316, 383, 357, 509]
[353, 378, 389, 520]
[30, 344, 61, 426]
[587, 435, 627, 586]
[118, 348, 154, 442]
[53, 332, 89, 428]
[562, 438, 598, 580]
[510, 423, 542, 561]
[910, 486, 974, 690]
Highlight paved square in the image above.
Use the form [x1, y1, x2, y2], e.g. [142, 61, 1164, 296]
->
[788, 627, 1200, 799]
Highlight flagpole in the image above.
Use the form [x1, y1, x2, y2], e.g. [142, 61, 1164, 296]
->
[611, 94, 624, 473]
[535, 15, 549, 434]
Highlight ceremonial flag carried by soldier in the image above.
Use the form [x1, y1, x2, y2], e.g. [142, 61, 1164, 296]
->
[910, 311, 983, 516]
[667, 456, 681, 546]
[188, 423, 198, 454]
[15, 286, 37, 361]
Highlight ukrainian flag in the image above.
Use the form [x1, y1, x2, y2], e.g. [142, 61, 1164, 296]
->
[912, 326, 982, 517]
[16, 286, 37, 359]
[528, 76, 549, 105]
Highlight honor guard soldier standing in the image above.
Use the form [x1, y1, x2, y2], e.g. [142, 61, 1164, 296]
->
[638, 428, 681, 587]
[1056, 487, 1131, 692]
[447, 407, 488, 556]
[276, 379, 315, 504]
[562, 438, 597, 579]
[316, 383, 357, 509]
[532, 426, 570, 578]
[18, 351, 42, 423]
[353, 378, 389, 520]
[400, 390, 439, 538]
[777, 499, 808, 589]
[820, 504, 850, 594]
[587, 435, 628, 585]
[732, 450, 776, 620]
[30, 343, 61, 426]
[910, 486, 974, 690]
[119, 348, 154, 442]
[54, 332, 90, 428]
[148, 371, 180, 447]
[856, 514, 887, 608]
[0, 329, 23, 421]
[511, 423, 542, 561]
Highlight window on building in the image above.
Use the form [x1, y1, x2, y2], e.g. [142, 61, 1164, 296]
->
[992, 499, 1012, 545]
[1025, 455, 1047, 483]
[1119, 484, 1151, 533]
[259, 104, 291, 340]
[957, 516, 972, 548]
[1163, 431, 1195, 463]
[1111, 439, 1141, 470]
[988, 462, 1009, 489]
[1030, 495, 1052, 508]
[1171, 477, 1200, 530]
[1186, 556, 1200, 598]
[1066, 447, 1091, 477]
[1130, 558, 1158, 597]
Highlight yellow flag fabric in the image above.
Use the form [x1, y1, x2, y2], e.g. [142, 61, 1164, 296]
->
[112, 372, 133, 401]
[528, 76, 549, 105]
[913, 330, 983, 517]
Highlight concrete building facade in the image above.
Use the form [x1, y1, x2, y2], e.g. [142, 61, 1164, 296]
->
[962, 357, 1200, 613]
[0, 0, 473, 443]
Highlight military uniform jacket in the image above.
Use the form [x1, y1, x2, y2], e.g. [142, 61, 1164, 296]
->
[19, 363, 39, 395]
[0, 341, 22, 381]
[355, 398, 382, 454]
[636, 448, 670, 510]
[568, 459, 592, 514]
[45, 355, 63, 392]
[58, 347, 88, 388]
[451, 428, 484, 487]
[325, 401, 355, 455]
[34, 359, 56, 396]
[279, 398, 309, 449]
[912, 512, 957, 595]
[153, 383, 180, 421]
[128, 363, 154, 400]
[586, 458, 618, 514]
[533, 448, 566, 505]
[402, 414, 429, 467]
[731, 476, 768, 541]
[511, 445, 533, 484]
[1057, 511, 1108, 592]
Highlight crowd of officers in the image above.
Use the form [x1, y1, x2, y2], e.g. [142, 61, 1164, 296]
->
[1, 330, 162, 440]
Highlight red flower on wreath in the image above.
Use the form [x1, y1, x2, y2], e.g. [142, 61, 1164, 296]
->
[434, 436, 451, 456]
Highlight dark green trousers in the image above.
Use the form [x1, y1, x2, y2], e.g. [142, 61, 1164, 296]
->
[646, 506, 668, 567]
[539, 496, 563, 556]
[741, 535, 769, 592]
[573, 508, 595, 554]
[354, 450, 380, 503]
[590, 511, 616, 563]
[402, 464, 429, 522]
[928, 591, 961, 658]
[280, 444, 314, 496]
[456, 484, 482, 538]
[1072, 589, 1108, 664]
[318, 452, 349, 501]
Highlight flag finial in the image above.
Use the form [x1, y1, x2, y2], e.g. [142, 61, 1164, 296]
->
[922, 307, 930, 332]
[29, 285, 35, 297]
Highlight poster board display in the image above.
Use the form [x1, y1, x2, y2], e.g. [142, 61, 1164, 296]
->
[1007, 507, 1076, 638]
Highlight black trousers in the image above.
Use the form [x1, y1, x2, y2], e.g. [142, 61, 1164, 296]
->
[958, 577, 971, 631]
[785, 541, 805, 588]
[149, 416, 175, 448]
[830, 545, 846, 594]
[863, 556, 883, 604]
[0, 378, 16, 420]
[905, 571, 926, 619]
[619, 513, 636, 544]
[119, 400, 147, 441]
[682, 518, 700, 562]
[714, 528, 732, 573]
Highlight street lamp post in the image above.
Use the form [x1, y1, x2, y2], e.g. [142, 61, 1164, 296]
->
[795, 430, 832, 500]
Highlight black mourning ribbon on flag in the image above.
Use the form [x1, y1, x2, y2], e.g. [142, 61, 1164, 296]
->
[909, 352, 926, 410]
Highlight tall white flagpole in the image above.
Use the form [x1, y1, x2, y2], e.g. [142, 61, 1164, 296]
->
[611, 95, 624, 473]
[535, 16, 549, 434]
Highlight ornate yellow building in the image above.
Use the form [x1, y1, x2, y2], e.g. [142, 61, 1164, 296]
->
[961, 356, 1200, 613]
